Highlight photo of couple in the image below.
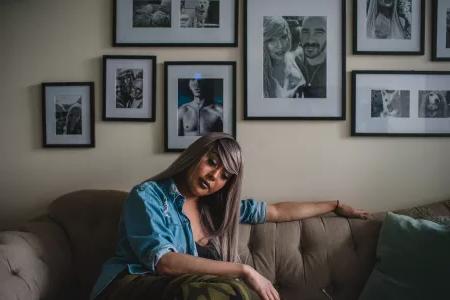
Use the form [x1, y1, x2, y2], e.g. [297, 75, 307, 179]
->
[263, 16, 327, 99]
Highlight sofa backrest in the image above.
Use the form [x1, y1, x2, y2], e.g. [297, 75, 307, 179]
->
[48, 190, 383, 300]
[237, 215, 382, 299]
[49, 190, 127, 300]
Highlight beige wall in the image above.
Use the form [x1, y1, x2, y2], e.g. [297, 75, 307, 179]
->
[1, 0, 449, 229]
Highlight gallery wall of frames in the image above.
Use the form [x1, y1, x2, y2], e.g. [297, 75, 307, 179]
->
[42, 0, 450, 150]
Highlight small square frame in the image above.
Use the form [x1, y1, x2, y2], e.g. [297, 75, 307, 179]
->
[42, 82, 95, 147]
[353, 0, 425, 55]
[164, 61, 236, 152]
[431, 0, 450, 61]
[103, 55, 157, 121]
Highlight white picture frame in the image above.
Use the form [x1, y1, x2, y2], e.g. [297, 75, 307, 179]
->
[354, 0, 425, 55]
[42, 82, 95, 147]
[432, 0, 450, 60]
[114, 0, 238, 46]
[164, 61, 236, 152]
[244, 0, 346, 120]
[103, 55, 156, 121]
[352, 71, 450, 137]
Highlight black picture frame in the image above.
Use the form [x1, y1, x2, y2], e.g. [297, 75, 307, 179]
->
[431, 0, 450, 61]
[42, 82, 95, 147]
[352, 70, 450, 137]
[244, 0, 346, 120]
[164, 61, 236, 152]
[113, 0, 239, 47]
[103, 55, 157, 121]
[353, 0, 425, 55]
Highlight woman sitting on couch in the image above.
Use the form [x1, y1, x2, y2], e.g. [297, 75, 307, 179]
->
[91, 133, 369, 300]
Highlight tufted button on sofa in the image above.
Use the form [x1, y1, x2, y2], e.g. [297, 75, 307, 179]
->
[0, 190, 449, 300]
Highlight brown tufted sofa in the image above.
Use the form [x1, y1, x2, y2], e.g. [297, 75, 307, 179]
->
[0, 190, 449, 300]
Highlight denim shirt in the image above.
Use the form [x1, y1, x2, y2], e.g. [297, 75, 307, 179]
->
[90, 178, 267, 300]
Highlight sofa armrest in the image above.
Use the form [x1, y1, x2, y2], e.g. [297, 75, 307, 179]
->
[0, 217, 72, 300]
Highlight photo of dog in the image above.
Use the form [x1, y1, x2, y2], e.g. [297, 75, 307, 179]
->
[180, 0, 220, 28]
[194, 0, 210, 27]
[381, 89, 401, 117]
[371, 89, 410, 118]
[419, 91, 449, 118]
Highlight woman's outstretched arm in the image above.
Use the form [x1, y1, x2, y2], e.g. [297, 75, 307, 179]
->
[266, 200, 370, 222]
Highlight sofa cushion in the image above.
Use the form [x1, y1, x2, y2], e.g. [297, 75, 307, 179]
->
[359, 212, 450, 300]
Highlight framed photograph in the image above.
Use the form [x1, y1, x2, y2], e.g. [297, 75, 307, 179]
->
[432, 0, 450, 60]
[103, 55, 156, 121]
[353, 0, 425, 55]
[42, 82, 95, 147]
[352, 71, 450, 137]
[114, 0, 238, 46]
[164, 61, 236, 152]
[244, 0, 346, 120]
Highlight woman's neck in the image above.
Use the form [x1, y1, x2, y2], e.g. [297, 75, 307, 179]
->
[173, 175, 199, 201]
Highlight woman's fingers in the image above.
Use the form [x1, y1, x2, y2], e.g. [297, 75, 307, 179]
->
[264, 289, 274, 300]
[269, 285, 280, 300]
[257, 282, 279, 300]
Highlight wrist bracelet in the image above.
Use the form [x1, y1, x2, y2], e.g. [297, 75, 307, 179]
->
[334, 200, 340, 212]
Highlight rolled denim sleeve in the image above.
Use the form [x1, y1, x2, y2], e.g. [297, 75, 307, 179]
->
[123, 183, 177, 273]
[239, 199, 267, 224]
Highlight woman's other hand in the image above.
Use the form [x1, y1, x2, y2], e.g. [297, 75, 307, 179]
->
[335, 201, 371, 220]
[242, 265, 280, 300]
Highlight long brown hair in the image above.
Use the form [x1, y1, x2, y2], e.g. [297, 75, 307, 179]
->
[149, 133, 243, 262]
[366, 0, 405, 39]
[263, 16, 292, 98]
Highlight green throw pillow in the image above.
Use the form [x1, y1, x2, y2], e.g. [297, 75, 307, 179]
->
[359, 212, 450, 300]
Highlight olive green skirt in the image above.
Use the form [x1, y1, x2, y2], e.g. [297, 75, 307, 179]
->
[96, 272, 261, 300]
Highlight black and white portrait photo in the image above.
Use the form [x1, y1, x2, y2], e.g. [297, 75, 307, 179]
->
[366, 0, 412, 40]
[177, 78, 223, 136]
[133, 0, 171, 28]
[115, 68, 144, 109]
[263, 16, 327, 99]
[180, 0, 220, 28]
[418, 90, 449, 118]
[371, 89, 410, 118]
[447, 8, 450, 48]
[55, 95, 82, 135]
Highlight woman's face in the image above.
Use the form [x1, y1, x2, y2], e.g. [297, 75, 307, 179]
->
[184, 151, 232, 198]
[266, 27, 290, 61]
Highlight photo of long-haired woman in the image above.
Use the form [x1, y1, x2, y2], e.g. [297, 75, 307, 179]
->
[263, 16, 306, 99]
[366, 0, 411, 40]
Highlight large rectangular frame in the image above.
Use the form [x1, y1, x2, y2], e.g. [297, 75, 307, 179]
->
[114, 0, 239, 47]
[352, 70, 450, 137]
[353, 0, 425, 55]
[164, 61, 236, 152]
[42, 82, 95, 147]
[103, 55, 157, 121]
[244, 0, 346, 120]
[432, 0, 450, 61]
